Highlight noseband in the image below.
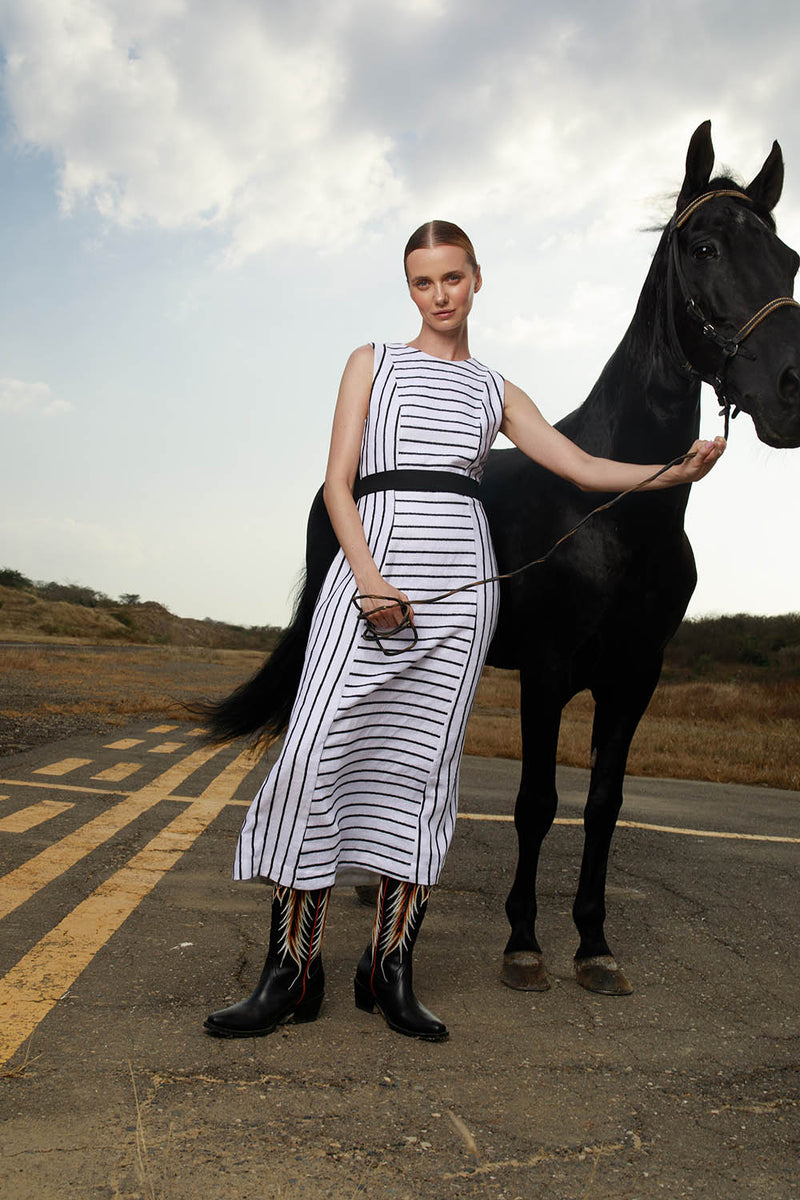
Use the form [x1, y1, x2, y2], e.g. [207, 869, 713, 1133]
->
[665, 188, 800, 438]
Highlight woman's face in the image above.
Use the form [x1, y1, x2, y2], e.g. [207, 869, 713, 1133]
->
[405, 244, 481, 335]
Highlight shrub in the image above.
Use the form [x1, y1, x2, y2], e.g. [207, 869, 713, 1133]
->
[0, 567, 33, 589]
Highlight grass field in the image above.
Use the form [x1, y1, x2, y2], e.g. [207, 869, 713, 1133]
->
[1, 644, 798, 791]
[466, 667, 800, 792]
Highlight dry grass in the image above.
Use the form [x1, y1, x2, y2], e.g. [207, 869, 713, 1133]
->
[465, 668, 800, 791]
[0, 645, 265, 752]
[2, 645, 798, 790]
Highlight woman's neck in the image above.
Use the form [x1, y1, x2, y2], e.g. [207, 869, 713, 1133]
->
[406, 326, 472, 362]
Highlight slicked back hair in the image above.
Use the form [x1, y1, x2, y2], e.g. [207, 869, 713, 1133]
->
[404, 220, 478, 278]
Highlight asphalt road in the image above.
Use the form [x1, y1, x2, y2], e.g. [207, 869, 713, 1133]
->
[0, 721, 798, 1199]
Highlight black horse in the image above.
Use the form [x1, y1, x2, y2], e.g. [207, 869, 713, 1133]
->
[204, 122, 800, 995]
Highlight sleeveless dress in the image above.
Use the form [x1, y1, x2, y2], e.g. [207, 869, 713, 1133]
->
[235, 342, 504, 889]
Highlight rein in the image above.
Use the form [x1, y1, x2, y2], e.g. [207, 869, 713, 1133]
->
[354, 451, 692, 653]
[355, 189, 798, 653]
[665, 188, 800, 437]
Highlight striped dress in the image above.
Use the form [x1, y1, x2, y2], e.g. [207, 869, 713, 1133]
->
[235, 342, 504, 888]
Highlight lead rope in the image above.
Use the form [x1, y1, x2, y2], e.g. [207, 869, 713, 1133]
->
[353, 448, 696, 653]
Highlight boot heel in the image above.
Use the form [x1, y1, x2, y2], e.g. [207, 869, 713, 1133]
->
[354, 976, 376, 1013]
[292, 991, 323, 1024]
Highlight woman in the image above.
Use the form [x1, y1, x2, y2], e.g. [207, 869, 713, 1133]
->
[204, 220, 724, 1043]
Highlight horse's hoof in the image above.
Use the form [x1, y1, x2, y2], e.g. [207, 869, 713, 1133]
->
[355, 885, 380, 907]
[574, 955, 633, 995]
[500, 951, 551, 991]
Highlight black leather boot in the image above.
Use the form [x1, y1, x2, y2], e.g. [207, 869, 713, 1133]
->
[204, 885, 329, 1038]
[354, 877, 448, 1041]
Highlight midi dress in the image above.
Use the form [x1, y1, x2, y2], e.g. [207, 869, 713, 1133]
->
[235, 342, 504, 889]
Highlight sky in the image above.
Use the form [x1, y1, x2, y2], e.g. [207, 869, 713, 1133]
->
[0, 0, 798, 627]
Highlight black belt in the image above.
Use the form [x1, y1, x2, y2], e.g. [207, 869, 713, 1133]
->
[353, 470, 481, 500]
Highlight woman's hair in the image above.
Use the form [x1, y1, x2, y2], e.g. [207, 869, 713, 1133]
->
[403, 220, 478, 277]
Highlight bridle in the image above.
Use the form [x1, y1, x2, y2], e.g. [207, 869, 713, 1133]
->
[355, 190, 800, 653]
[665, 188, 799, 438]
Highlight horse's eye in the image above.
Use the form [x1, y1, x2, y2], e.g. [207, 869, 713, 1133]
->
[692, 243, 718, 260]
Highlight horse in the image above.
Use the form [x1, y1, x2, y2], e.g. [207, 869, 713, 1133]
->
[203, 121, 800, 995]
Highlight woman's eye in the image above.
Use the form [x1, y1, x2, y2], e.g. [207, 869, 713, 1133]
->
[692, 243, 718, 260]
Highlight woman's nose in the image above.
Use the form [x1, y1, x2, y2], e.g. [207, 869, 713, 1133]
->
[434, 283, 448, 305]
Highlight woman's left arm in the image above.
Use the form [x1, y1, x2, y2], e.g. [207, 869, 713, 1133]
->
[500, 380, 725, 490]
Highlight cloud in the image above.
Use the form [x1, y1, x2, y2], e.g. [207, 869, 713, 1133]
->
[3, 0, 798, 268]
[0, 0, 407, 260]
[0, 378, 72, 416]
[481, 282, 628, 351]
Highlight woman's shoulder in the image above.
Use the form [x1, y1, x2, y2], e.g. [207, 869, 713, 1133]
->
[346, 343, 375, 365]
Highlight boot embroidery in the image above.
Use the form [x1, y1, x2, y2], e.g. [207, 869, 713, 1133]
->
[274, 886, 329, 974]
[371, 879, 430, 964]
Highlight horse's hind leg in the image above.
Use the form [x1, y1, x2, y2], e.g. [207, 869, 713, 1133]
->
[501, 672, 565, 991]
[572, 662, 661, 995]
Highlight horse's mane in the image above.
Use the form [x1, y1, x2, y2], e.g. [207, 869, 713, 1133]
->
[642, 173, 778, 235]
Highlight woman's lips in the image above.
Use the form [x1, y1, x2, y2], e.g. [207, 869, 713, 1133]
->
[434, 310, 454, 318]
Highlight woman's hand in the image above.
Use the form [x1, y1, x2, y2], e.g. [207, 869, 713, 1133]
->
[671, 436, 727, 483]
[358, 579, 414, 630]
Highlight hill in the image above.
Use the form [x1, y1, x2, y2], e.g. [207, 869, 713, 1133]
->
[0, 575, 281, 652]
[1, 568, 799, 678]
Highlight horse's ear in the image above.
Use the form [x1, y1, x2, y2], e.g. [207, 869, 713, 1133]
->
[676, 120, 715, 212]
[747, 141, 784, 211]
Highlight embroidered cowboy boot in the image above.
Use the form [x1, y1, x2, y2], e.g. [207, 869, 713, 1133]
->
[204, 885, 329, 1038]
[354, 876, 448, 1041]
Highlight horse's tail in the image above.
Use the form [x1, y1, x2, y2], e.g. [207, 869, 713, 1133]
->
[192, 486, 340, 748]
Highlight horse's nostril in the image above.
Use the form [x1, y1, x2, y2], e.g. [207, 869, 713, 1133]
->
[778, 365, 800, 402]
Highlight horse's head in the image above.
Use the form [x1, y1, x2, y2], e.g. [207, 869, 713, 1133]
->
[669, 121, 800, 448]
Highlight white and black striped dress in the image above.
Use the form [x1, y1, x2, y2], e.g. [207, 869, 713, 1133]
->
[236, 342, 504, 888]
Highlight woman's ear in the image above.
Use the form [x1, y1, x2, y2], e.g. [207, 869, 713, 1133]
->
[473, 265, 483, 293]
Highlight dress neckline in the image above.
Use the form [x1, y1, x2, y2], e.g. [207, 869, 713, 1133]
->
[401, 344, 475, 364]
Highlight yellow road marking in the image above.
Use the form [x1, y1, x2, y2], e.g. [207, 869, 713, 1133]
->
[0, 747, 257, 1067]
[104, 738, 144, 750]
[0, 778, 132, 797]
[187, 727, 206, 736]
[149, 742, 185, 754]
[0, 801, 74, 833]
[91, 762, 142, 783]
[457, 813, 800, 845]
[148, 724, 179, 733]
[33, 758, 92, 777]
[0, 744, 225, 922]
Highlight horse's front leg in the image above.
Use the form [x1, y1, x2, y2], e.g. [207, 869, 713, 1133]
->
[572, 662, 662, 995]
[501, 669, 566, 991]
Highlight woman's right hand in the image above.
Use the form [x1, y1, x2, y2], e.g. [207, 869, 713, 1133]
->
[357, 579, 414, 630]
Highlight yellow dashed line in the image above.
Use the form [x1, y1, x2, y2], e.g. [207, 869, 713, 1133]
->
[0, 801, 74, 834]
[457, 813, 800, 845]
[0, 778, 131, 797]
[148, 724, 178, 733]
[187, 727, 206, 737]
[91, 762, 142, 783]
[33, 758, 92, 777]
[149, 742, 185, 754]
[0, 747, 257, 1067]
[0, 744, 226, 922]
[104, 738, 144, 750]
